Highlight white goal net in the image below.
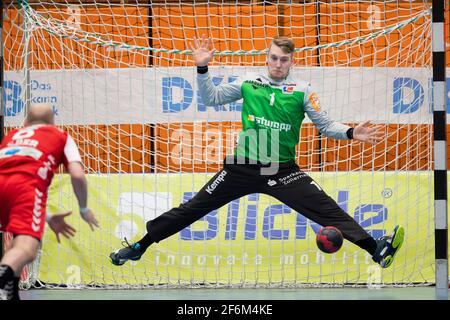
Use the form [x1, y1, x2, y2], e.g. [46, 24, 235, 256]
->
[2, 0, 437, 288]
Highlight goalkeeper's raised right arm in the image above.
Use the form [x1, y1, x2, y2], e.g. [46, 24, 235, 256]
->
[197, 72, 242, 106]
[190, 34, 243, 106]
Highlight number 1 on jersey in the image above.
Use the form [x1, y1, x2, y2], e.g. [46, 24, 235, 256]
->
[269, 93, 275, 106]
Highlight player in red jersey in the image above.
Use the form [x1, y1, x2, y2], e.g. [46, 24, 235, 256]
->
[0, 104, 99, 300]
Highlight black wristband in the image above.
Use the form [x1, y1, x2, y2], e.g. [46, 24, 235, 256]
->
[346, 128, 354, 139]
[197, 65, 208, 74]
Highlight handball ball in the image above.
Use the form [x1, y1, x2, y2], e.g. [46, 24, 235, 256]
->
[316, 226, 343, 254]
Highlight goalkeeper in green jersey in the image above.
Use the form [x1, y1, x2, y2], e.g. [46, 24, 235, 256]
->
[110, 35, 404, 269]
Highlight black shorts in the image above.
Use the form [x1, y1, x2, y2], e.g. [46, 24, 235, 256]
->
[147, 156, 370, 243]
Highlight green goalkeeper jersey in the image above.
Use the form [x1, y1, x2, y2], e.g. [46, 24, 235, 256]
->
[197, 71, 351, 163]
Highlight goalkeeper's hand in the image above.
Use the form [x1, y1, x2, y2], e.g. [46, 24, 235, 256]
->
[189, 34, 216, 67]
[353, 120, 384, 145]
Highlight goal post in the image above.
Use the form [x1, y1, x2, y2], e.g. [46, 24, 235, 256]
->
[0, 0, 4, 270]
[432, 0, 448, 299]
[1, 0, 447, 289]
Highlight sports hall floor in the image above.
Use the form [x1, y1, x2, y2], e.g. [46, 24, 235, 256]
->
[19, 286, 449, 300]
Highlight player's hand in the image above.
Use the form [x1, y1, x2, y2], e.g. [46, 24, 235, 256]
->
[47, 211, 76, 243]
[353, 120, 384, 145]
[80, 208, 100, 231]
[189, 34, 216, 67]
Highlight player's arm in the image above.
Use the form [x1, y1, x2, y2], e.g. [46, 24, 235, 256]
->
[303, 85, 383, 144]
[303, 84, 352, 139]
[190, 35, 243, 106]
[46, 211, 76, 243]
[67, 161, 88, 212]
[64, 135, 99, 231]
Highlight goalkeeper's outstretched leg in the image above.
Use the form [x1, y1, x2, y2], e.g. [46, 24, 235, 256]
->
[110, 162, 251, 266]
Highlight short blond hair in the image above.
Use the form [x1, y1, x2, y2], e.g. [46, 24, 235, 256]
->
[271, 36, 295, 54]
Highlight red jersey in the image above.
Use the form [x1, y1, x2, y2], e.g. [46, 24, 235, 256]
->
[0, 124, 82, 189]
[0, 124, 82, 239]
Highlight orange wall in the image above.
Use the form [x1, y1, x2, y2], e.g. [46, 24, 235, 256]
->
[152, 4, 318, 67]
[3, 7, 150, 70]
[318, 3, 432, 67]
[65, 124, 152, 173]
[4, 3, 442, 69]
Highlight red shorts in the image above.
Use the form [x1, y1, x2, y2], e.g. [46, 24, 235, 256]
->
[0, 173, 47, 241]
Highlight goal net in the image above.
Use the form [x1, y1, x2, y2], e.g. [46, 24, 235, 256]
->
[2, 0, 438, 288]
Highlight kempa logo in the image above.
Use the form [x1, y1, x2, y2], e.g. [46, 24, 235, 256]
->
[247, 115, 291, 132]
[205, 171, 227, 194]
